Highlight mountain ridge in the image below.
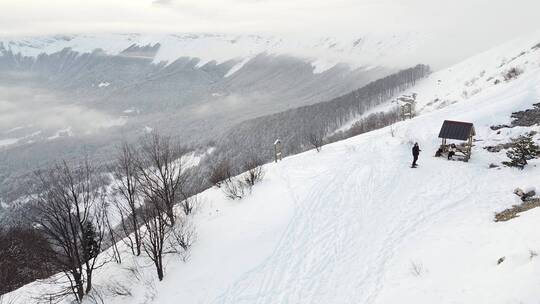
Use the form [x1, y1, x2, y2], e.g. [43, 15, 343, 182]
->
[0, 32, 427, 74]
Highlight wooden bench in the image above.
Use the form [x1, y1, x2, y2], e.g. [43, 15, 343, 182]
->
[436, 144, 469, 160]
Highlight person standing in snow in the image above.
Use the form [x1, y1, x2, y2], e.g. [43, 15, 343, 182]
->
[447, 143, 457, 160]
[412, 142, 421, 167]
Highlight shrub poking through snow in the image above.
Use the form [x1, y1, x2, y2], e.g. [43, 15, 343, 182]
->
[503, 67, 522, 81]
[220, 156, 265, 200]
[306, 129, 325, 152]
[106, 280, 132, 297]
[209, 160, 233, 188]
[222, 177, 247, 200]
[502, 133, 540, 169]
[409, 261, 425, 277]
[242, 156, 265, 189]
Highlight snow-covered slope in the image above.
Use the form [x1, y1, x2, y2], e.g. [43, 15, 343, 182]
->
[0, 32, 425, 74]
[339, 30, 540, 132]
[408, 30, 540, 114]
[5, 32, 540, 303]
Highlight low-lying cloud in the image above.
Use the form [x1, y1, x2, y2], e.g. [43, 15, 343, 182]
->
[0, 84, 123, 138]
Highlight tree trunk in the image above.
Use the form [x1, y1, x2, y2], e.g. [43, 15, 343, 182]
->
[73, 272, 85, 302]
[166, 207, 175, 226]
[134, 232, 141, 256]
[156, 259, 164, 281]
[132, 217, 141, 256]
[85, 271, 92, 294]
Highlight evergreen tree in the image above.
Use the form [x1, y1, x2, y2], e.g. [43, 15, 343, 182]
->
[502, 134, 540, 169]
[83, 221, 100, 262]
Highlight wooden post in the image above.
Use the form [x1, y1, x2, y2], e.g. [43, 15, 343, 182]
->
[465, 134, 473, 162]
[274, 139, 282, 163]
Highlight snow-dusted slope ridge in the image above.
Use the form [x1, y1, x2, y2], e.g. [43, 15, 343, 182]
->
[0, 32, 424, 73]
[5, 31, 540, 303]
[339, 29, 540, 131]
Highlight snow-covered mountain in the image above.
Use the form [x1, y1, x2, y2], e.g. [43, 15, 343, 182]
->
[0, 32, 426, 74]
[0, 32, 427, 200]
[5, 31, 540, 303]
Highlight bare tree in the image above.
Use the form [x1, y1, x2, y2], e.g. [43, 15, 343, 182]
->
[305, 129, 325, 152]
[104, 207, 121, 264]
[136, 133, 188, 226]
[110, 142, 142, 256]
[138, 193, 196, 281]
[180, 193, 197, 216]
[139, 198, 168, 281]
[209, 160, 233, 188]
[167, 215, 196, 262]
[31, 159, 106, 302]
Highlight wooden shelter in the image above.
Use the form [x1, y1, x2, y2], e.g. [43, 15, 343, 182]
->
[437, 120, 475, 161]
[401, 103, 415, 120]
[396, 94, 417, 120]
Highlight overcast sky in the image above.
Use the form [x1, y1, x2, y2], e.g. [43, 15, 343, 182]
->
[1, 0, 540, 66]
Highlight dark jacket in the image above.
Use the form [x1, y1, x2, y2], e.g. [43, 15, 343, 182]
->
[412, 145, 420, 156]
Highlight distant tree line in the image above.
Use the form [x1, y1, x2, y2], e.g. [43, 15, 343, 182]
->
[209, 64, 429, 173]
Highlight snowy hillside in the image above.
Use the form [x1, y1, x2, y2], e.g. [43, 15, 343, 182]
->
[0, 32, 406, 195]
[5, 32, 540, 303]
[0, 32, 425, 74]
[340, 30, 540, 132]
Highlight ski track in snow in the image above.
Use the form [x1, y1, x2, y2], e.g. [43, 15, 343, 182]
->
[213, 137, 478, 304]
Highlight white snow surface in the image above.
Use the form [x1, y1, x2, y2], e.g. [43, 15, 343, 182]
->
[6, 32, 540, 303]
[1, 32, 429, 74]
